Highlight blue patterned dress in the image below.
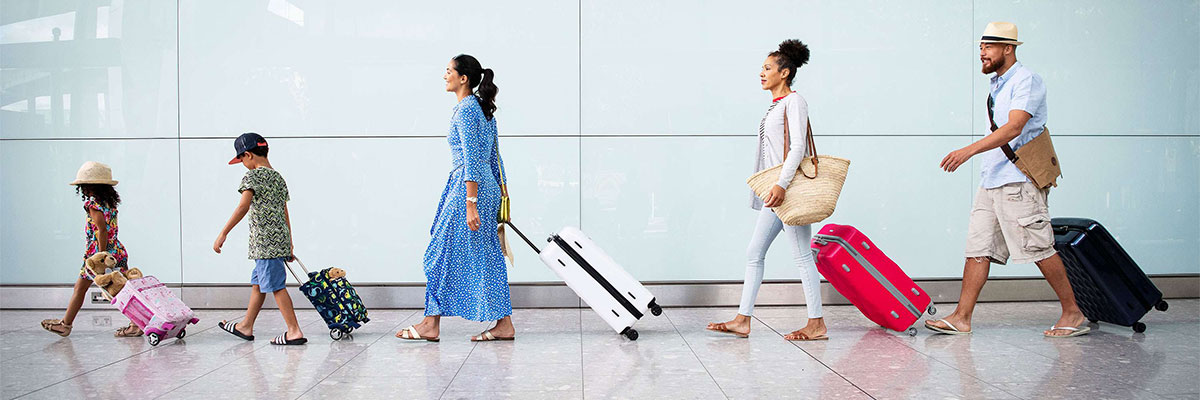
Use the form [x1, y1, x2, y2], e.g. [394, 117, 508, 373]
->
[423, 95, 512, 321]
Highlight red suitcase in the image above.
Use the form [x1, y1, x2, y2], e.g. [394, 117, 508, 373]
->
[810, 224, 936, 335]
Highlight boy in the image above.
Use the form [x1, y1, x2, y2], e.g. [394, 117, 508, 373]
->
[213, 132, 307, 345]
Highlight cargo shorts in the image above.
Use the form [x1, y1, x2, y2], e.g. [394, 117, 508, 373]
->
[964, 182, 1057, 265]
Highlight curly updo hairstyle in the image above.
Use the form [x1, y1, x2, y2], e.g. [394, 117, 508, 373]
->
[769, 39, 810, 87]
[451, 54, 499, 121]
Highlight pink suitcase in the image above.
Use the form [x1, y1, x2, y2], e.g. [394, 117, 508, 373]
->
[810, 224, 935, 336]
[110, 276, 199, 346]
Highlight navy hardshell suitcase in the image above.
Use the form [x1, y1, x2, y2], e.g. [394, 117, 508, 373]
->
[1052, 217, 1168, 333]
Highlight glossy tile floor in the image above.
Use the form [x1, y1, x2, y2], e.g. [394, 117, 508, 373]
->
[0, 300, 1197, 399]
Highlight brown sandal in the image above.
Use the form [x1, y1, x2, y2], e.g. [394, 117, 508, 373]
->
[115, 323, 143, 337]
[706, 322, 749, 338]
[41, 319, 72, 337]
[784, 330, 828, 341]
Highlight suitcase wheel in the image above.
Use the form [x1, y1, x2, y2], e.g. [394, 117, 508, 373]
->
[649, 300, 663, 317]
[330, 328, 354, 341]
[926, 305, 937, 316]
[906, 327, 917, 337]
[1155, 301, 1169, 312]
[147, 332, 161, 346]
[621, 327, 639, 341]
[176, 328, 186, 340]
[1132, 322, 1146, 333]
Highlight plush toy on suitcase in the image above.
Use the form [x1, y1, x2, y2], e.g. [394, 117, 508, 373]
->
[506, 223, 662, 340]
[811, 224, 935, 336]
[285, 257, 369, 340]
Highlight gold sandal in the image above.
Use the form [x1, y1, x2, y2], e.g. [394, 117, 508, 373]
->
[115, 323, 143, 337]
[40, 319, 72, 337]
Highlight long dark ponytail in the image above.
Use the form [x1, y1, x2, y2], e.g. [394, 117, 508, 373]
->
[452, 54, 498, 120]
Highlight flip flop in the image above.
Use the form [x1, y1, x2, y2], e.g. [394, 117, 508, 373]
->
[925, 319, 971, 335]
[785, 331, 829, 341]
[40, 319, 72, 337]
[471, 330, 514, 342]
[706, 322, 749, 338]
[270, 333, 307, 346]
[396, 325, 439, 342]
[1045, 325, 1091, 338]
[218, 320, 254, 341]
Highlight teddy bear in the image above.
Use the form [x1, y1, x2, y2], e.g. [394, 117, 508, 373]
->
[87, 252, 144, 297]
[325, 267, 346, 280]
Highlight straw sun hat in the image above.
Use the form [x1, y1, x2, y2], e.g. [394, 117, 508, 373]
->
[69, 161, 119, 186]
[979, 21, 1023, 46]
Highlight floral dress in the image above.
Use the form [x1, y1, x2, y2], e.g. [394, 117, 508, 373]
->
[422, 95, 511, 321]
[78, 197, 129, 279]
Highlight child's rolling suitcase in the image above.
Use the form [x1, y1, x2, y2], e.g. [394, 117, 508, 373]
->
[286, 257, 370, 340]
[111, 276, 200, 346]
[506, 223, 662, 340]
[1052, 217, 1168, 333]
[811, 224, 935, 336]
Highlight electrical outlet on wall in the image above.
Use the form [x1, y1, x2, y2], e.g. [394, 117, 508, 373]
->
[91, 291, 108, 304]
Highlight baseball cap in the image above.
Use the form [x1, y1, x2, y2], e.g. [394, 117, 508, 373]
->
[229, 132, 268, 165]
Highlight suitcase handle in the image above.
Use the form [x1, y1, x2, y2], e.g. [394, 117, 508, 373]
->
[503, 222, 541, 255]
[284, 256, 312, 285]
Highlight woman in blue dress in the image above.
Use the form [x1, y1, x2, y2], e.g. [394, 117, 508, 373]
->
[397, 54, 514, 342]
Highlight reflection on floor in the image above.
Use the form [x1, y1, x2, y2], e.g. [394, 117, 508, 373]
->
[0, 300, 1197, 399]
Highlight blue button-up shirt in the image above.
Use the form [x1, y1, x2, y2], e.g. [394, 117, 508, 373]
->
[979, 61, 1048, 189]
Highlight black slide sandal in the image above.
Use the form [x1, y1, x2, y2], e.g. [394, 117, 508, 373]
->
[271, 333, 307, 346]
[218, 320, 255, 341]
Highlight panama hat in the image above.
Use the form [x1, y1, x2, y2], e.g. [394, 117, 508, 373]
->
[979, 22, 1023, 46]
[69, 161, 119, 186]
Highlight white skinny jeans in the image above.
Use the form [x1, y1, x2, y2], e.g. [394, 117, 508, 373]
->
[738, 207, 823, 318]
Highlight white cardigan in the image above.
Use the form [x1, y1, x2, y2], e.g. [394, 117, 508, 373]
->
[751, 92, 811, 210]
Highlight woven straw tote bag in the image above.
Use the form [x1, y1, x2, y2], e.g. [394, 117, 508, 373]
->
[746, 114, 850, 226]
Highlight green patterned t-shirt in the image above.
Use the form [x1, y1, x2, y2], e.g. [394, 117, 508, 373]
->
[239, 167, 292, 259]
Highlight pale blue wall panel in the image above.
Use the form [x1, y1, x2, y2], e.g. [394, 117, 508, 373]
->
[177, 0, 579, 137]
[580, 0, 973, 136]
[972, 0, 1200, 135]
[0, 0, 178, 139]
[0, 139, 182, 284]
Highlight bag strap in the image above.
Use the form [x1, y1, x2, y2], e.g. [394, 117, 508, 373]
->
[782, 101, 819, 179]
[988, 94, 1020, 163]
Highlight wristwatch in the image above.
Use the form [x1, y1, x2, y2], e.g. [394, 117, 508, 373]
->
[465, 197, 478, 203]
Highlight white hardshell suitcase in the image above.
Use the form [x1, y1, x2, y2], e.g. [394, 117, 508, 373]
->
[507, 224, 662, 340]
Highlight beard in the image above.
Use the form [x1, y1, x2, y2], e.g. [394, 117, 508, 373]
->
[981, 57, 1005, 74]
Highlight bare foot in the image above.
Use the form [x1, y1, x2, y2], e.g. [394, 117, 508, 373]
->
[475, 316, 515, 340]
[784, 318, 827, 340]
[925, 312, 973, 334]
[1044, 310, 1088, 337]
[706, 314, 751, 337]
[396, 317, 439, 339]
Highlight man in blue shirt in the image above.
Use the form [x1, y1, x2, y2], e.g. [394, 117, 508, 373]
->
[928, 22, 1088, 338]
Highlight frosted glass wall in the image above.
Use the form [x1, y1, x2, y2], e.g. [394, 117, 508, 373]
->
[3, 0, 1197, 284]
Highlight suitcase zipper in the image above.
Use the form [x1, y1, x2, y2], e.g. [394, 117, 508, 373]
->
[550, 235, 644, 320]
[813, 234, 922, 319]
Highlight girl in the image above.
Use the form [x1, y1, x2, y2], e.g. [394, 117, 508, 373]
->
[396, 54, 515, 342]
[41, 161, 141, 337]
[707, 40, 830, 341]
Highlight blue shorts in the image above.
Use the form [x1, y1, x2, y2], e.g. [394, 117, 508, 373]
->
[251, 257, 289, 293]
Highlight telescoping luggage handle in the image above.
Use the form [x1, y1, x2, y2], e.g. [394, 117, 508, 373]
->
[283, 256, 312, 285]
[503, 222, 542, 255]
[812, 234, 923, 320]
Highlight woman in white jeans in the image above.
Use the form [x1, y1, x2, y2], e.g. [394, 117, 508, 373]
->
[707, 39, 828, 341]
